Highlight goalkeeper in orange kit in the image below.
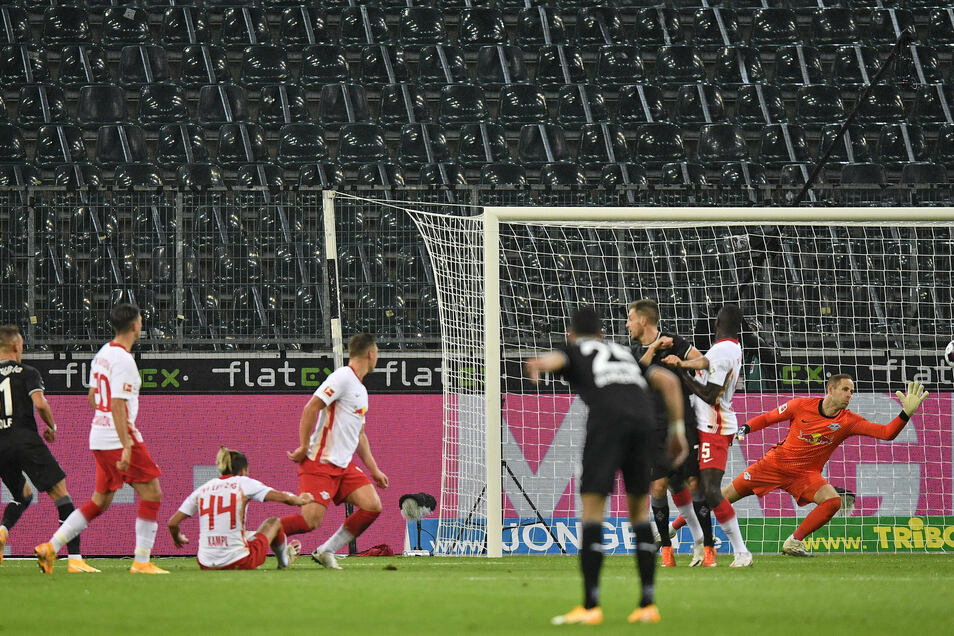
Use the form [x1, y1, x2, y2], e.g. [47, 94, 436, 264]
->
[725, 374, 929, 557]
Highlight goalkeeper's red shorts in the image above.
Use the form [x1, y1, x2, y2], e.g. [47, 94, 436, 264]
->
[298, 459, 370, 507]
[731, 459, 828, 506]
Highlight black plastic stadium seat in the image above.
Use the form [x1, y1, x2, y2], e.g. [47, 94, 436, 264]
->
[518, 123, 570, 166]
[58, 45, 110, 87]
[156, 124, 210, 168]
[480, 162, 527, 185]
[840, 162, 886, 185]
[299, 163, 346, 189]
[600, 163, 648, 189]
[900, 162, 947, 184]
[498, 84, 548, 130]
[54, 162, 101, 188]
[279, 6, 330, 51]
[557, 84, 608, 130]
[539, 162, 586, 187]
[318, 83, 371, 129]
[458, 8, 507, 49]
[299, 45, 350, 88]
[438, 84, 489, 128]
[42, 7, 91, 47]
[179, 45, 232, 87]
[399, 7, 447, 49]
[458, 122, 510, 167]
[0, 163, 40, 186]
[615, 84, 667, 128]
[634, 7, 683, 49]
[160, 7, 211, 48]
[655, 46, 706, 87]
[34, 124, 87, 167]
[217, 122, 269, 167]
[75, 84, 127, 129]
[340, 5, 390, 50]
[378, 83, 431, 130]
[720, 161, 768, 188]
[758, 123, 811, 166]
[773, 45, 825, 88]
[398, 123, 451, 169]
[259, 84, 311, 128]
[697, 123, 749, 165]
[856, 85, 907, 125]
[867, 8, 916, 46]
[892, 45, 944, 88]
[240, 45, 291, 89]
[575, 6, 624, 50]
[674, 83, 727, 125]
[795, 85, 847, 127]
[356, 162, 405, 187]
[811, 9, 859, 50]
[114, 162, 162, 188]
[1, 45, 49, 85]
[927, 9, 954, 47]
[475, 45, 528, 88]
[876, 123, 929, 166]
[419, 162, 467, 186]
[0, 123, 26, 163]
[360, 45, 410, 88]
[95, 124, 149, 167]
[817, 123, 872, 166]
[418, 45, 469, 87]
[0, 6, 30, 45]
[691, 8, 743, 49]
[220, 7, 270, 49]
[196, 84, 251, 127]
[734, 84, 787, 129]
[594, 45, 644, 89]
[536, 45, 587, 90]
[138, 83, 189, 128]
[910, 85, 954, 127]
[17, 84, 69, 129]
[632, 122, 686, 167]
[714, 46, 765, 88]
[577, 123, 628, 166]
[276, 122, 328, 168]
[102, 7, 151, 49]
[831, 45, 881, 88]
[749, 8, 800, 49]
[515, 7, 567, 51]
[120, 45, 171, 88]
[337, 123, 389, 166]
[661, 161, 707, 186]
[177, 163, 224, 189]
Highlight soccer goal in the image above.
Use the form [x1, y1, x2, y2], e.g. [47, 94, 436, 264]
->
[328, 192, 954, 558]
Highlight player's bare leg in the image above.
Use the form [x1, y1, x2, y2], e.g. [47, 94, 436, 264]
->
[625, 492, 661, 624]
[129, 479, 168, 574]
[552, 493, 604, 626]
[38, 480, 100, 573]
[669, 475, 713, 566]
[784, 484, 841, 558]
[255, 517, 300, 569]
[36, 487, 117, 574]
[700, 468, 752, 567]
[313, 485, 382, 570]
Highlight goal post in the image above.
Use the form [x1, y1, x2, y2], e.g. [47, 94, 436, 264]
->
[408, 203, 954, 557]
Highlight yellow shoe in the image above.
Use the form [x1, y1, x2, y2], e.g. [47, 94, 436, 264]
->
[628, 604, 661, 624]
[551, 606, 603, 626]
[0, 527, 7, 566]
[130, 560, 169, 574]
[34, 542, 56, 574]
[660, 546, 676, 567]
[68, 558, 101, 573]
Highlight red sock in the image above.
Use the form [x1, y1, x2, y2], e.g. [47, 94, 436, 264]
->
[793, 498, 840, 541]
[343, 509, 379, 537]
[712, 498, 736, 524]
[138, 500, 160, 522]
[79, 501, 104, 522]
[272, 526, 287, 548]
[281, 514, 311, 536]
[671, 489, 692, 507]
[671, 515, 686, 530]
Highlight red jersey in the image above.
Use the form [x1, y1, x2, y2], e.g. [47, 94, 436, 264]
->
[747, 397, 908, 472]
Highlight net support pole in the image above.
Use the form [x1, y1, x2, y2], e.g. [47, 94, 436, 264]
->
[483, 209, 503, 558]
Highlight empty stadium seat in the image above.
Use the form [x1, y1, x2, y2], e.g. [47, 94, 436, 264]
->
[0, 163, 40, 186]
[102, 7, 151, 49]
[0, 6, 30, 45]
[458, 8, 507, 49]
[96, 124, 149, 167]
[318, 83, 371, 129]
[655, 46, 706, 87]
[418, 45, 469, 87]
[42, 7, 91, 47]
[399, 123, 451, 168]
[480, 162, 527, 185]
[240, 45, 291, 89]
[856, 85, 907, 125]
[795, 85, 847, 127]
[518, 123, 570, 166]
[176, 163, 224, 189]
[832, 45, 881, 88]
[279, 6, 330, 50]
[120, 45, 171, 88]
[138, 83, 189, 128]
[734, 84, 787, 128]
[927, 8, 954, 47]
[594, 45, 644, 89]
[892, 45, 944, 87]
[557, 84, 608, 129]
[360, 45, 410, 87]
[458, 122, 510, 167]
[714, 46, 765, 88]
[867, 8, 916, 46]
[536, 45, 587, 89]
[337, 123, 389, 166]
[811, 8, 859, 49]
[692, 8, 743, 48]
[156, 123, 210, 167]
[1, 45, 49, 84]
[58, 45, 110, 87]
[720, 161, 768, 188]
[577, 123, 628, 166]
[399, 7, 447, 49]
[600, 163, 648, 189]
[749, 8, 800, 49]
[615, 84, 667, 127]
[299, 45, 349, 88]
[419, 162, 467, 186]
[298, 163, 346, 189]
[160, 7, 211, 48]
[438, 84, 489, 127]
[910, 84, 954, 126]
[632, 122, 686, 167]
[697, 123, 749, 165]
[900, 162, 947, 184]
[515, 7, 567, 50]
[75, 84, 127, 129]
[197, 84, 251, 127]
[661, 161, 707, 185]
[35, 124, 87, 167]
[356, 162, 404, 186]
[476, 45, 528, 87]
[758, 123, 811, 166]
[17, 84, 69, 129]
[0, 123, 26, 163]
[220, 7, 270, 49]
[276, 122, 328, 167]
[180, 45, 232, 87]
[773, 45, 825, 88]
[817, 123, 872, 166]
[340, 5, 390, 49]
[114, 162, 163, 188]
[575, 6, 624, 49]
[876, 123, 929, 165]
[378, 83, 431, 129]
[675, 83, 727, 125]
[539, 162, 586, 187]
[498, 84, 548, 129]
[259, 84, 311, 128]
[634, 7, 683, 48]
[840, 162, 886, 185]
[217, 122, 269, 167]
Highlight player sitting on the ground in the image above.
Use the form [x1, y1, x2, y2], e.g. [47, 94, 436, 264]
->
[728, 375, 928, 557]
[168, 447, 313, 570]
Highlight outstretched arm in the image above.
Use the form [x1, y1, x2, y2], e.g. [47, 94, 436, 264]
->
[852, 382, 929, 441]
[525, 351, 568, 384]
[264, 490, 315, 506]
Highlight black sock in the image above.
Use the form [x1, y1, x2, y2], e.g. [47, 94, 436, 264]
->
[651, 497, 671, 547]
[633, 521, 656, 608]
[580, 521, 603, 610]
[55, 496, 81, 555]
[1, 491, 33, 530]
[693, 497, 714, 547]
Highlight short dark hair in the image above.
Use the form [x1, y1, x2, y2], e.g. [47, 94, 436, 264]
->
[716, 304, 743, 336]
[827, 373, 853, 389]
[628, 299, 659, 325]
[570, 307, 601, 337]
[110, 303, 141, 334]
[349, 333, 376, 358]
[0, 324, 21, 351]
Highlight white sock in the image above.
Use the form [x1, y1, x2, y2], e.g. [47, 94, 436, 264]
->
[52, 509, 88, 552]
[318, 525, 355, 554]
[134, 518, 158, 564]
[68, 554, 81, 560]
[275, 538, 289, 568]
[674, 502, 705, 543]
[719, 514, 749, 555]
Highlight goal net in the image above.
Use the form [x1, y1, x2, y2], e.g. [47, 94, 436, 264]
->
[408, 205, 954, 557]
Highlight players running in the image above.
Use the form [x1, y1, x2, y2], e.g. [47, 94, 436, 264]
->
[168, 446, 312, 570]
[729, 374, 929, 557]
[0, 325, 97, 572]
[663, 304, 753, 567]
[526, 307, 688, 626]
[626, 299, 714, 567]
[35, 304, 168, 574]
[282, 333, 389, 569]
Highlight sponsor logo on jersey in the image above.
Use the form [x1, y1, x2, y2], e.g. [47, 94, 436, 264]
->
[828, 422, 841, 431]
[123, 383, 133, 392]
[778, 403, 788, 413]
[355, 407, 367, 415]
[743, 471, 751, 480]
[323, 386, 335, 398]
[320, 491, 331, 500]
[797, 431, 834, 446]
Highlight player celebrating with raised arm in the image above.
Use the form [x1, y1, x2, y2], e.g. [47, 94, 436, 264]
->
[626, 300, 714, 567]
[729, 374, 928, 557]
[527, 307, 688, 626]
[663, 304, 753, 567]
[168, 447, 312, 570]
[0, 325, 97, 572]
[281, 333, 389, 570]
[36, 304, 168, 575]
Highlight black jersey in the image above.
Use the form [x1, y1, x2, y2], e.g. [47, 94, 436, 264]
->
[631, 331, 696, 431]
[0, 360, 44, 434]
[557, 338, 653, 426]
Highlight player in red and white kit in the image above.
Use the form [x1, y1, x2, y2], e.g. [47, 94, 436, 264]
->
[727, 374, 928, 557]
[35, 304, 168, 574]
[281, 333, 389, 569]
[168, 447, 312, 570]
[663, 304, 752, 567]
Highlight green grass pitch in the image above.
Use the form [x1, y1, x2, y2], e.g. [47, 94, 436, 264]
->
[2, 555, 952, 635]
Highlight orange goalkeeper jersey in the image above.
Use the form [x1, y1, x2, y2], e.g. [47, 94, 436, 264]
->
[747, 397, 909, 472]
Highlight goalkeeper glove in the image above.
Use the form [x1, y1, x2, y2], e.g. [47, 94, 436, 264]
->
[896, 381, 929, 416]
[735, 424, 751, 442]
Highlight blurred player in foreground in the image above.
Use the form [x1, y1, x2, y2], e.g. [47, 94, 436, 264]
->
[729, 375, 928, 556]
[526, 307, 688, 626]
[36, 304, 167, 574]
[168, 447, 312, 570]
[282, 333, 389, 570]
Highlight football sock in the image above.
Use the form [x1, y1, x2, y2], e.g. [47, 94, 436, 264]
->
[671, 489, 704, 543]
[134, 500, 161, 564]
[1, 490, 32, 530]
[633, 521, 656, 608]
[694, 491, 715, 547]
[343, 509, 380, 537]
[54, 496, 82, 558]
[280, 514, 311, 536]
[651, 497, 671, 547]
[713, 498, 748, 555]
[793, 497, 841, 541]
[580, 521, 603, 610]
[52, 501, 102, 551]
[273, 527, 289, 568]
[318, 525, 355, 555]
